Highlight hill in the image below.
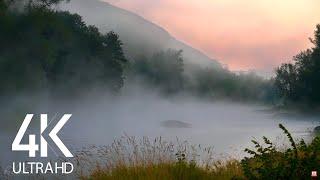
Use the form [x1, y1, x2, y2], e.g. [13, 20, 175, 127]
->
[61, 0, 222, 69]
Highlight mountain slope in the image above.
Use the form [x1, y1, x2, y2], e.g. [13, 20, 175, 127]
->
[60, 0, 221, 69]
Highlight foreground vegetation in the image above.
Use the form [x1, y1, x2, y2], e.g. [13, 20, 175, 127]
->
[72, 135, 244, 180]
[0, 123, 318, 179]
[85, 161, 242, 180]
[71, 125, 319, 180]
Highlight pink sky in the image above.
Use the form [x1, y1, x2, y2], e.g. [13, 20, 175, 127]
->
[104, 0, 320, 71]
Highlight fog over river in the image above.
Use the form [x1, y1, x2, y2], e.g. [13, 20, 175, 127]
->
[0, 91, 319, 169]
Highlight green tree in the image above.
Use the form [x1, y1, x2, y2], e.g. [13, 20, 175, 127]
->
[0, 0, 127, 96]
[0, 0, 6, 11]
[275, 24, 320, 105]
[129, 49, 184, 94]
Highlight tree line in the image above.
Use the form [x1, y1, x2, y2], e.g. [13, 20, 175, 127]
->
[0, 0, 127, 97]
[0, 0, 276, 102]
[127, 49, 276, 102]
[275, 25, 320, 106]
[2, 0, 319, 106]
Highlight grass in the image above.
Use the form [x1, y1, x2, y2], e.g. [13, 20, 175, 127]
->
[2, 124, 318, 179]
[77, 125, 320, 180]
[72, 135, 244, 179]
[83, 160, 243, 180]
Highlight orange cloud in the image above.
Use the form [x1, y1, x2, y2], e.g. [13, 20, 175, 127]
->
[105, 0, 320, 71]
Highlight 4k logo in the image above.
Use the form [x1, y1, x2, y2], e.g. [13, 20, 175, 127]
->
[12, 114, 73, 158]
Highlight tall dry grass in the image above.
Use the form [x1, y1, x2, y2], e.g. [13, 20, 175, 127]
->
[71, 135, 243, 179]
[85, 160, 242, 180]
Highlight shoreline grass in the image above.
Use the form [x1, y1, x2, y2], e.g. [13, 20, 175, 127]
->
[83, 160, 243, 180]
[1, 124, 318, 179]
[77, 125, 319, 180]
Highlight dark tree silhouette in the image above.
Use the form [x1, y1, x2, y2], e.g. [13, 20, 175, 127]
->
[0, 0, 127, 96]
[275, 24, 320, 105]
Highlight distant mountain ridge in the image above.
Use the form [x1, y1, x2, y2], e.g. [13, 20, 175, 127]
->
[61, 0, 221, 68]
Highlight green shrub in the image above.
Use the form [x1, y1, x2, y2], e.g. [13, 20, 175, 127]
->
[241, 124, 320, 180]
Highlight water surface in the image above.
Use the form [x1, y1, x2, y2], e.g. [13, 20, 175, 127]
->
[1, 95, 318, 169]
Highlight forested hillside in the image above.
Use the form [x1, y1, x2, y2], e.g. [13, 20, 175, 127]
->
[61, 0, 222, 69]
[0, 0, 276, 102]
[0, 0, 127, 96]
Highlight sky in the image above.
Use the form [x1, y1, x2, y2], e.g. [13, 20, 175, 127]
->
[104, 0, 320, 72]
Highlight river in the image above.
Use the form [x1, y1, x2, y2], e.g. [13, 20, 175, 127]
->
[0, 94, 319, 171]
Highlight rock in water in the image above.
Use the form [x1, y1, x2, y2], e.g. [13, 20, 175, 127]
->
[161, 120, 192, 128]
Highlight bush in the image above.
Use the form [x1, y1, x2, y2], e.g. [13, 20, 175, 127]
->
[241, 124, 320, 180]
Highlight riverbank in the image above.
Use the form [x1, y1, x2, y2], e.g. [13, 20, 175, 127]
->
[76, 124, 319, 180]
[1, 124, 319, 179]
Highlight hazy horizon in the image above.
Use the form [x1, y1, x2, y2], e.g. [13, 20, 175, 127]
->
[104, 0, 320, 72]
